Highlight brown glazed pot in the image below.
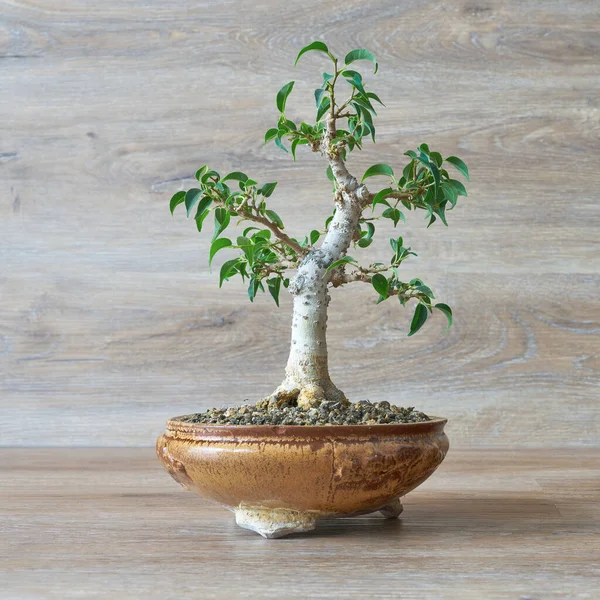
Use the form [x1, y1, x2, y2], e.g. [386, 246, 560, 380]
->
[157, 416, 449, 538]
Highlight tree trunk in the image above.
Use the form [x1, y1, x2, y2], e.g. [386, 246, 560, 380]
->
[271, 195, 361, 408]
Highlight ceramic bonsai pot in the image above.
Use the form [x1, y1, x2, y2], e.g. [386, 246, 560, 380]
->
[157, 415, 449, 538]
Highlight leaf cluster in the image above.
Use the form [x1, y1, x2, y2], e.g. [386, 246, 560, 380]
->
[169, 42, 471, 336]
[370, 262, 453, 337]
[366, 144, 469, 229]
[169, 166, 299, 305]
[264, 42, 383, 161]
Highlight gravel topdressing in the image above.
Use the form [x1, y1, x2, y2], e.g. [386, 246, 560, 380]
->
[177, 400, 431, 426]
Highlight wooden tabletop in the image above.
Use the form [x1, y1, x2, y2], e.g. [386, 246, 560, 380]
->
[2, 447, 598, 599]
[2, 0, 600, 449]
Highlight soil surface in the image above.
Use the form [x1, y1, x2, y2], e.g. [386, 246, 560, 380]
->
[178, 400, 431, 426]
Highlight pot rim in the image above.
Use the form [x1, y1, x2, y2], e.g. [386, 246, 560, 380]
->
[164, 415, 448, 442]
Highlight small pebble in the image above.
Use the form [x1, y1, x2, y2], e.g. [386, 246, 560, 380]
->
[179, 399, 431, 426]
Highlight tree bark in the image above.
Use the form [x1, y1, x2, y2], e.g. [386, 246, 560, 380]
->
[267, 105, 369, 408]
[272, 192, 361, 408]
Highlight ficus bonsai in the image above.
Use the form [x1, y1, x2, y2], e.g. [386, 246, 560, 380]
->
[169, 42, 469, 412]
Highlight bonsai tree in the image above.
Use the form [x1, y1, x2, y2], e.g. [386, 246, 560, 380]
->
[169, 42, 469, 411]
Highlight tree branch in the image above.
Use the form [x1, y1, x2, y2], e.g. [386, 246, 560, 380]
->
[209, 193, 307, 258]
[321, 74, 371, 207]
[258, 259, 301, 276]
[329, 264, 387, 287]
[329, 268, 423, 303]
[363, 188, 430, 205]
[244, 210, 307, 257]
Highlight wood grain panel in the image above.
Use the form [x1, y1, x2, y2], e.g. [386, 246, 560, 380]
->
[1, 0, 599, 445]
[1, 447, 598, 598]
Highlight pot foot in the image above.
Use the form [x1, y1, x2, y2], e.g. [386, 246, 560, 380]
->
[379, 498, 403, 519]
[235, 507, 318, 539]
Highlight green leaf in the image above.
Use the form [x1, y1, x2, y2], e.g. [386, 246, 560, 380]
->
[193, 197, 212, 232]
[427, 160, 440, 192]
[194, 195, 212, 216]
[362, 164, 394, 182]
[440, 181, 458, 207]
[364, 120, 376, 143]
[237, 236, 254, 264]
[212, 207, 231, 241]
[448, 178, 468, 197]
[169, 191, 185, 215]
[344, 72, 368, 98]
[371, 273, 388, 299]
[195, 165, 208, 181]
[276, 81, 295, 113]
[195, 208, 210, 232]
[316, 97, 331, 122]
[390, 237, 403, 253]
[402, 160, 414, 181]
[434, 201, 448, 226]
[430, 151, 443, 167]
[247, 277, 261, 302]
[423, 187, 435, 207]
[216, 181, 232, 195]
[290, 138, 308, 161]
[371, 187, 394, 209]
[254, 229, 272, 241]
[344, 48, 378, 73]
[314, 87, 327, 108]
[291, 138, 300, 161]
[354, 102, 374, 125]
[382, 207, 404, 227]
[294, 41, 330, 66]
[300, 122, 313, 134]
[408, 303, 428, 337]
[326, 165, 335, 182]
[274, 136, 288, 153]
[264, 128, 278, 144]
[362, 221, 375, 242]
[310, 230, 321, 245]
[445, 156, 470, 181]
[259, 181, 278, 197]
[435, 303, 453, 331]
[352, 94, 376, 115]
[325, 255, 357, 274]
[366, 91, 385, 106]
[201, 169, 220, 184]
[282, 118, 297, 131]
[265, 209, 284, 229]
[219, 258, 241, 287]
[340, 69, 361, 79]
[184, 188, 203, 217]
[267, 277, 282, 307]
[222, 171, 248, 183]
[414, 284, 435, 299]
[209, 237, 232, 268]
[357, 221, 375, 248]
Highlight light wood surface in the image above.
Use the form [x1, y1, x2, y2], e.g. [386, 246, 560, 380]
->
[1, 0, 599, 445]
[1, 447, 598, 599]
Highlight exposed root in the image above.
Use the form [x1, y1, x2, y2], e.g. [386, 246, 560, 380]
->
[297, 384, 326, 409]
[265, 387, 300, 409]
[261, 381, 349, 410]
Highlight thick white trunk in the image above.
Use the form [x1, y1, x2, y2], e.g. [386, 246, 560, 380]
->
[274, 197, 361, 407]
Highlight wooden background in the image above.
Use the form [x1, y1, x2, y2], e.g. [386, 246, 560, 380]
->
[1, 0, 599, 446]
